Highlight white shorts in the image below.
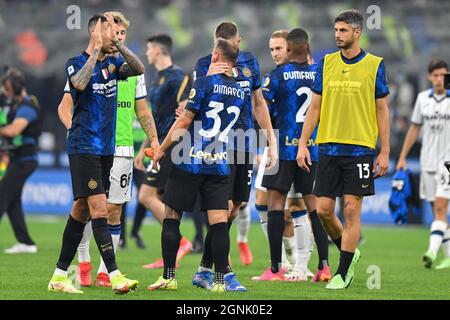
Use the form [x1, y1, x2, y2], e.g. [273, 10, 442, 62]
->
[255, 147, 268, 192]
[108, 156, 134, 204]
[420, 167, 450, 202]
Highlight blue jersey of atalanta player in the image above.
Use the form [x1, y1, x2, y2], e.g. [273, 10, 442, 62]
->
[194, 51, 261, 152]
[262, 61, 318, 161]
[148, 64, 190, 143]
[177, 74, 246, 175]
[65, 51, 125, 155]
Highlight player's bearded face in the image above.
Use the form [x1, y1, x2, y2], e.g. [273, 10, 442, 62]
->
[335, 22, 358, 49]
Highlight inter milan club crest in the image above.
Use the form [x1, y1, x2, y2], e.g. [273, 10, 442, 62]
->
[159, 76, 165, 85]
[101, 68, 109, 80]
[108, 64, 116, 74]
[88, 178, 98, 190]
[243, 67, 252, 77]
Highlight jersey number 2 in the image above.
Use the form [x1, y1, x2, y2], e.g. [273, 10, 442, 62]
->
[296, 87, 312, 123]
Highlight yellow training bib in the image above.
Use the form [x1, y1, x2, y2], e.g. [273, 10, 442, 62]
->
[316, 51, 382, 149]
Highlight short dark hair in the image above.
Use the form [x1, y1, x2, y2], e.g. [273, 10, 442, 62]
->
[287, 28, 309, 57]
[87, 14, 118, 33]
[214, 38, 238, 65]
[1, 68, 26, 95]
[428, 59, 448, 73]
[148, 34, 173, 56]
[215, 22, 238, 39]
[335, 9, 364, 29]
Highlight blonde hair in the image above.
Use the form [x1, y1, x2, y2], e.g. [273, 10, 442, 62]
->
[270, 30, 288, 40]
[108, 11, 130, 29]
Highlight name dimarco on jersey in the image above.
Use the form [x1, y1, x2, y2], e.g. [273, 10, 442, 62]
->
[213, 84, 245, 99]
[92, 79, 117, 98]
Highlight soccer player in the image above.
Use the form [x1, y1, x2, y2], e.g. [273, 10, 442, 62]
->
[134, 34, 193, 269]
[148, 38, 246, 292]
[48, 13, 145, 294]
[191, 21, 277, 276]
[254, 30, 306, 275]
[298, 10, 390, 289]
[57, 12, 158, 287]
[396, 59, 450, 270]
[256, 28, 330, 282]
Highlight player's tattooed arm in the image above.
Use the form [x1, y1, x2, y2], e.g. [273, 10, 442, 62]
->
[137, 113, 158, 145]
[70, 49, 100, 91]
[114, 40, 145, 78]
[135, 99, 158, 143]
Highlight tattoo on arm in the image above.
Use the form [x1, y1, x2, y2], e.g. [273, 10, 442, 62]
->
[70, 49, 100, 91]
[114, 40, 145, 78]
[137, 113, 157, 142]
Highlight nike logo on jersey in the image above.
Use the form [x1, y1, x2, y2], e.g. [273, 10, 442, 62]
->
[362, 184, 369, 188]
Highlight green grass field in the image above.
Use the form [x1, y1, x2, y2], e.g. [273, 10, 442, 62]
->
[0, 216, 449, 300]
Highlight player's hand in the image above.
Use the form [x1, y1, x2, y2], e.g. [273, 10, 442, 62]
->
[152, 150, 165, 171]
[150, 137, 160, 151]
[396, 157, 407, 171]
[175, 104, 185, 118]
[374, 151, 389, 178]
[266, 144, 278, 170]
[104, 13, 118, 43]
[207, 63, 229, 76]
[134, 149, 145, 171]
[92, 18, 103, 49]
[297, 144, 311, 173]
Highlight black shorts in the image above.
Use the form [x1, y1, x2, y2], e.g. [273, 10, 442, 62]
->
[262, 160, 316, 195]
[228, 151, 253, 202]
[142, 153, 173, 194]
[314, 154, 375, 198]
[163, 166, 230, 213]
[69, 154, 114, 200]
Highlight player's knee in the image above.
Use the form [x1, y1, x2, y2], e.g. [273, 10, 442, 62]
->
[138, 188, 154, 208]
[72, 199, 90, 223]
[89, 200, 108, 219]
[343, 201, 361, 224]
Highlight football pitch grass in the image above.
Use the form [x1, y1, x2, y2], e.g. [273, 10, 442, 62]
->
[0, 216, 449, 300]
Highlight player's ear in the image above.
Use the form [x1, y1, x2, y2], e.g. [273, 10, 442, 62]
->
[211, 50, 219, 63]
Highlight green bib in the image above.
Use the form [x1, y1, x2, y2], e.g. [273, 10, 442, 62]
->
[116, 76, 137, 147]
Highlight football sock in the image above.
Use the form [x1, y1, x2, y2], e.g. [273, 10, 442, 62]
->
[97, 224, 121, 274]
[308, 210, 329, 269]
[162, 219, 181, 279]
[237, 203, 251, 243]
[77, 220, 92, 263]
[428, 220, 447, 255]
[256, 205, 269, 240]
[56, 215, 86, 271]
[335, 250, 355, 278]
[268, 210, 285, 273]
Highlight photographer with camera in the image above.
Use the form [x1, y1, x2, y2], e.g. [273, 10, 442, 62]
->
[0, 68, 42, 254]
[396, 60, 450, 270]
